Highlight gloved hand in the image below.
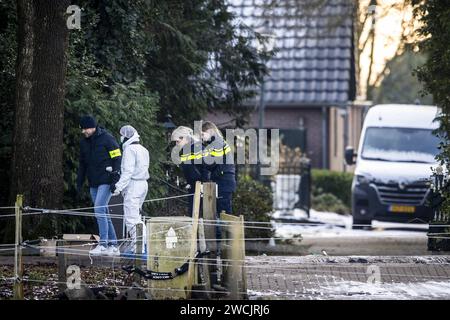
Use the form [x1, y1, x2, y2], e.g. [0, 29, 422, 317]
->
[109, 170, 120, 185]
[110, 184, 120, 197]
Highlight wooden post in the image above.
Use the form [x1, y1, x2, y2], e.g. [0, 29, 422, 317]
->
[134, 223, 143, 286]
[13, 194, 24, 300]
[219, 212, 231, 289]
[220, 212, 247, 300]
[239, 215, 248, 298]
[197, 218, 211, 297]
[218, 210, 227, 286]
[202, 182, 218, 287]
[202, 183, 217, 253]
[186, 181, 201, 298]
[229, 219, 241, 299]
[57, 239, 67, 293]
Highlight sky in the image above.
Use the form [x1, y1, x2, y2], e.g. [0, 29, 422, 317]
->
[359, 0, 419, 99]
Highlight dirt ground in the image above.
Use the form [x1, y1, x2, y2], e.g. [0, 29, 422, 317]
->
[0, 261, 130, 300]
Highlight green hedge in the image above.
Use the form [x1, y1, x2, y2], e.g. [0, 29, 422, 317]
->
[233, 175, 274, 239]
[311, 169, 353, 209]
[311, 193, 348, 215]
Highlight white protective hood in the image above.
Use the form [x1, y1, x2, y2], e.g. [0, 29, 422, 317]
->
[122, 132, 140, 149]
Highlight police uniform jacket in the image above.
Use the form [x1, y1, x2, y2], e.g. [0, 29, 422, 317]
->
[77, 126, 122, 189]
[180, 141, 208, 186]
[202, 135, 236, 193]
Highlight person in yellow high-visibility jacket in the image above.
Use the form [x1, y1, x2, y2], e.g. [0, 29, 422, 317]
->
[171, 126, 208, 215]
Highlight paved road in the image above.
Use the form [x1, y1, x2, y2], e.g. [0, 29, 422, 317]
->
[245, 255, 450, 300]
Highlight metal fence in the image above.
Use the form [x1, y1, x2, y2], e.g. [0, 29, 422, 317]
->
[237, 158, 311, 217]
[427, 166, 450, 251]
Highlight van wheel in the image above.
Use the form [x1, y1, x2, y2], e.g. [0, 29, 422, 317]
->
[352, 219, 372, 230]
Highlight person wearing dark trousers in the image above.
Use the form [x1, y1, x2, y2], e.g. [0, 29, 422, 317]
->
[171, 126, 207, 216]
[201, 121, 236, 248]
[77, 115, 122, 256]
[201, 121, 236, 214]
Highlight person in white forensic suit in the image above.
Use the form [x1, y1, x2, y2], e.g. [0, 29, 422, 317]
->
[111, 125, 149, 254]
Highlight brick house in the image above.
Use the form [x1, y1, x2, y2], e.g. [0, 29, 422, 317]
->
[206, 0, 368, 170]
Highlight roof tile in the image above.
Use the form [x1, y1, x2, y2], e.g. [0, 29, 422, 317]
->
[229, 0, 355, 104]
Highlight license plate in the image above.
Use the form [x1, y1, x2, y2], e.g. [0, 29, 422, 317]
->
[389, 205, 416, 213]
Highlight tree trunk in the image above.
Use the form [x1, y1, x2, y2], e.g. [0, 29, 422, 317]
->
[9, 0, 70, 239]
[366, 0, 377, 100]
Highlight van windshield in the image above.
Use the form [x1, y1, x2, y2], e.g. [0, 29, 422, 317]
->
[361, 127, 440, 163]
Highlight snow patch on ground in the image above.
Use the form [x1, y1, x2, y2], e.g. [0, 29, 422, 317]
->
[247, 275, 450, 300]
[271, 208, 428, 240]
[312, 279, 450, 300]
[246, 255, 450, 265]
[247, 289, 296, 298]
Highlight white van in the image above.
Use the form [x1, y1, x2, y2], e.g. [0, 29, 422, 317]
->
[345, 104, 441, 229]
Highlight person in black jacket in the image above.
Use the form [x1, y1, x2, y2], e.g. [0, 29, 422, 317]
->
[200, 121, 236, 253]
[201, 121, 236, 215]
[171, 126, 207, 216]
[76, 115, 122, 256]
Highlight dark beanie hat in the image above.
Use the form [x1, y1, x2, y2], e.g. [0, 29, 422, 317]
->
[79, 115, 97, 129]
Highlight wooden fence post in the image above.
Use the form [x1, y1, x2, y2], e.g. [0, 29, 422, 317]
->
[197, 218, 211, 298]
[57, 239, 67, 293]
[239, 215, 248, 298]
[202, 183, 217, 253]
[229, 219, 240, 299]
[220, 212, 247, 300]
[202, 182, 218, 287]
[13, 194, 24, 300]
[134, 223, 143, 286]
[186, 181, 201, 298]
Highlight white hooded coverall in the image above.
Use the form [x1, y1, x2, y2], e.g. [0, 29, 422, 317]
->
[115, 126, 149, 253]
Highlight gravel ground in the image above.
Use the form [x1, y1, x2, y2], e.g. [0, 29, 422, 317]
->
[0, 262, 131, 300]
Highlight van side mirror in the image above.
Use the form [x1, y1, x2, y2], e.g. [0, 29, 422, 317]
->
[345, 146, 356, 165]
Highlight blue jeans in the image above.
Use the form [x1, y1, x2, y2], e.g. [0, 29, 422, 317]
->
[90, 184, 117, 246]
